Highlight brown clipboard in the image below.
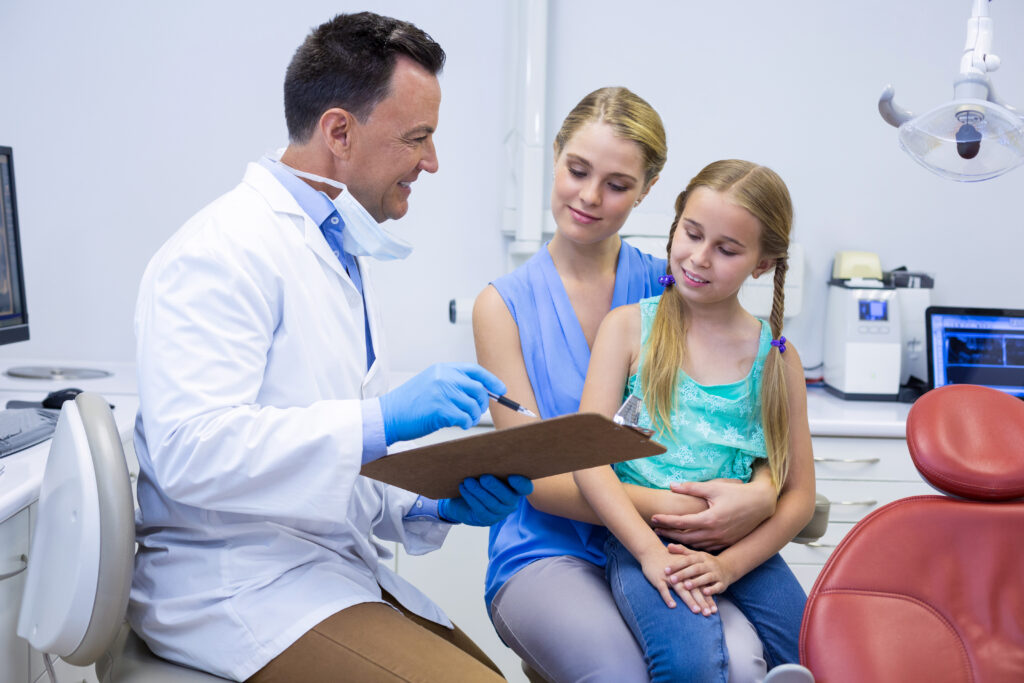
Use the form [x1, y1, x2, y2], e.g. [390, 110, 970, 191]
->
[359, 412, 666, 499]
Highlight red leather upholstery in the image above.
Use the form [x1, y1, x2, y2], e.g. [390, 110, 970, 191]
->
[800, 385, 1024, 683]
[907, 384, 1024, 500]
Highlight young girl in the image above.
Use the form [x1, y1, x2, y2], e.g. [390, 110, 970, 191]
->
[574, 159, 816, 682]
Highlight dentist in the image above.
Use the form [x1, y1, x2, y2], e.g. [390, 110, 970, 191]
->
[130, 12, 528, 683]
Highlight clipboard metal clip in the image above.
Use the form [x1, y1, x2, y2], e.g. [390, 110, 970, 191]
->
[612, 395, 654, 438]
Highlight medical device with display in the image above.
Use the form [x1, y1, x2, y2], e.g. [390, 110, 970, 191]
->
[823, 251, 903, 401]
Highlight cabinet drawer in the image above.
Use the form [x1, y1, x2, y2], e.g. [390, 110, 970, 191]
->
[30, 652, 98, 683]
[816, 479, 935, 522]
[0, 506, 29, 572]
[2, 506, 31, 683]
[783, 521, 853, 564]
[812, 437, 919, 482]
[786, 562, 825, 595]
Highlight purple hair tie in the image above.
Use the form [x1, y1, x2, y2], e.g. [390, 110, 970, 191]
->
[658, 274, 675, 286]
[771, 336, 787, 353]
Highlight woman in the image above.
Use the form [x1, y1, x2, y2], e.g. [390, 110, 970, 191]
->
[474, 87, 780, 682]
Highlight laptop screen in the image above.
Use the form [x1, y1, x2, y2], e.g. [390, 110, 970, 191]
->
[926, 306, 1024, 397]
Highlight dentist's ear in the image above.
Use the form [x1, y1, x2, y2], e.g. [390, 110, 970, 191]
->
[319, 108, 356, 161]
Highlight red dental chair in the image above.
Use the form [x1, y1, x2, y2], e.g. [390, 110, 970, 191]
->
[800, 384, 1024, 682]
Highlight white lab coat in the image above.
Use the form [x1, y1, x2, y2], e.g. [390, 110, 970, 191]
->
[128, 161, 453, 681]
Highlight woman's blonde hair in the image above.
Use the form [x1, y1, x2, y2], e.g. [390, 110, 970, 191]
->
[641, 159, 794, 491]
[553, 87, 667, 188]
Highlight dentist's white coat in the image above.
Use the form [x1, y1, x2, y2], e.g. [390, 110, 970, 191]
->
[128, 161, 452, 681]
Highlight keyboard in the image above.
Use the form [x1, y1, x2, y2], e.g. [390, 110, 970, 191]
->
[0, 407, 60, 459]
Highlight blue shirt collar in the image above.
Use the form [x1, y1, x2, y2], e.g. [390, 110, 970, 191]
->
[260, 157, 337, 228]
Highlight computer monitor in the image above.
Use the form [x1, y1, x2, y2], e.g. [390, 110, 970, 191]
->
[926, 305, 1024, 398]
[0, 146, 29, 346]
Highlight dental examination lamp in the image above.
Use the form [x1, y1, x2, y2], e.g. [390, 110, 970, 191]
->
[878, 0, 1024, 182]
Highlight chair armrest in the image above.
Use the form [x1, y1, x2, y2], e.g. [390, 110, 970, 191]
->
[792, 493, 830, 544]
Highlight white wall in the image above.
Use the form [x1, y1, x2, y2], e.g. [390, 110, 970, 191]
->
[541, 0, 1024, 371]
[1, 1, 1022, 372]
[0, 0, 513, 368]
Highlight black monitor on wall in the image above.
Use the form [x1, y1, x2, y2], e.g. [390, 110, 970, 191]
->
[0, 146, 29, 346]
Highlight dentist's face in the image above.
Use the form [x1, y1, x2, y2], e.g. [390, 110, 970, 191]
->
[345, 56, 441, 222]
[551, 121, 649, 245]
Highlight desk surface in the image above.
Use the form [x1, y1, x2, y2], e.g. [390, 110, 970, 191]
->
[0, 379, 139, 524]
[805, 386, 912, 439]
[0, 358, 137, 396]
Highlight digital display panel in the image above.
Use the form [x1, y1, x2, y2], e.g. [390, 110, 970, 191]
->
[0, 147, 28, 344]
[858, 300, 888, 321]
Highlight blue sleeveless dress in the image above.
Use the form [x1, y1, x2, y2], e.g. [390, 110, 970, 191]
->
[484, 241, 664, 609]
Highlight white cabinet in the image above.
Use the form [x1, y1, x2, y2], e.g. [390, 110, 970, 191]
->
[781, 435, 933, 593]
[0, 370, 138, 683]
[1, 506, 30, 683]
[30, 657, 98, 683]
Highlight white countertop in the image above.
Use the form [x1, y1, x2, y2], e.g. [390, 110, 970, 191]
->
[0, 390, 139, 523]
[0, 358, 138, 396]
[0, 358, 140, 524]
[805, 387, 912, 439]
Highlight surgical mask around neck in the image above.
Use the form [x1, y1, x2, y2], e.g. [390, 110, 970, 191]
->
[274, 160, 413, 261]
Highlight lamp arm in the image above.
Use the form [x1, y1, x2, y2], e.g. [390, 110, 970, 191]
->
[961, 0, 997, 76]
[878, 85, 914, 128]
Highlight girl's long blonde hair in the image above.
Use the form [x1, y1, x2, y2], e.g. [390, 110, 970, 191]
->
[641, 159, 794, 491]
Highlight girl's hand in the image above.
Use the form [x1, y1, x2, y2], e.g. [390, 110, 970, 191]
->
[637, 545, 717, 616]
[651, 476, 776, 550]
[665, 543, 735, 595]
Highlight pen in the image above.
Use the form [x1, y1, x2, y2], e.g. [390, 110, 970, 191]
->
[487, 391, 538, 418]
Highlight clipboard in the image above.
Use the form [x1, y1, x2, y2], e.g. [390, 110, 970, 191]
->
[359, 412, 666, 499]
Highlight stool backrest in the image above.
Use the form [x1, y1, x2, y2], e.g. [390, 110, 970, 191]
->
[17, 392, 135, 667]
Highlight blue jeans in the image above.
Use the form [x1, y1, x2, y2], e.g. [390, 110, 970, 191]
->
[605, 536, 806, 683]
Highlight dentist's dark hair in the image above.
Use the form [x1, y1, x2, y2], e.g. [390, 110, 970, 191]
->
[284, 12, 445, 143]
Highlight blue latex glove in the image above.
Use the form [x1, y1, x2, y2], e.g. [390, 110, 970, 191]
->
[437, 474, 534, 526]
[380, 363, 505, 445]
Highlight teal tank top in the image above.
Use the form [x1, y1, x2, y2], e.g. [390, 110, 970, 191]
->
[614, 296, 770, 488]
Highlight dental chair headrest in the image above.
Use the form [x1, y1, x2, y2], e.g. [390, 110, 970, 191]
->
[906, 384, 1024, 501]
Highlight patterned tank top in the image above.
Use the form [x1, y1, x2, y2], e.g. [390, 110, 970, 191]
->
[613, 296, 770, 489]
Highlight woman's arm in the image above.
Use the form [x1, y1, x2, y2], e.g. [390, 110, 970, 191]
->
[652, 465, 777, 550]
[472, 285, 542, 431]
[527, 475, 710, 524]
[669, 343, 816, 595]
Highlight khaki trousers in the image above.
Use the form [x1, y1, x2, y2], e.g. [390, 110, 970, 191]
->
[246, 589, 505, 682]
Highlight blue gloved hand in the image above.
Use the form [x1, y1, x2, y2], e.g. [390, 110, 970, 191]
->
[437, 474, 534, 526]
[380, 363, 505, 445]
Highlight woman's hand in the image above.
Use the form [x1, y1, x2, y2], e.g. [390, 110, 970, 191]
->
[651, 475, 777, 551]
[665, 543, 736, 596]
